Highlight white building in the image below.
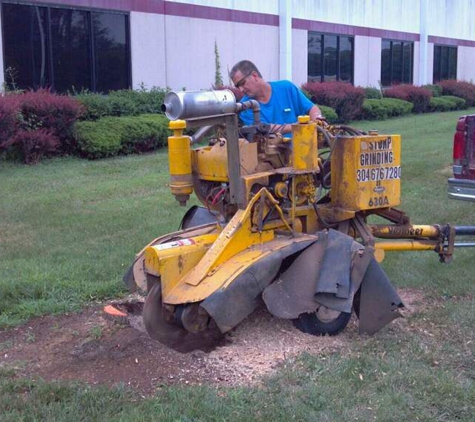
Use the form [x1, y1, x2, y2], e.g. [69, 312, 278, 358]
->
[1, 0, 474, 92]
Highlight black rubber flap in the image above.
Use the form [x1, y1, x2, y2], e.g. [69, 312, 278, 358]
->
[263, 237, 327, 319]
[358, 258, 404, 335]
[202, 239, 314, 333]
[264, 229, 369, 317]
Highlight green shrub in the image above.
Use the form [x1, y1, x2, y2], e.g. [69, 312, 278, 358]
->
[75, 93, 112, 121]
[75, 87, 169, 121]
[109, 88, 169, 114]
[364, 87, 382, 99]
[75, 114, 169, 159]
[75, 92, 139, 119]
[422, 84, 443, 97]
[360, 98, 413, 120]
[438, 80, 475, 106]
[107, 96, 139, 117]
[428, 96, 466, 112]
[384, 85, 432, 113]
[429, 97, 454, 112]
[319, 105, 338, 123]
[361, 99, 390, 120]
[382, 98, 414, 116]
[441, 95, 467, 110]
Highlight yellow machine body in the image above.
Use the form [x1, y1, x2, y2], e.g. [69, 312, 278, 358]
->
[167, 120, 193, 205]
[331, 134, 401, 212]
[125, 93, 465, 346]
[192, 140, 259, 182]
[144, 233, 219, 298]
[292, 116, 319, 172]
[156, 121, 439, 308]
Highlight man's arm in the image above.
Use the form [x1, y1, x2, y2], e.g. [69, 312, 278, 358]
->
[270, 105, 324, 134]
[308, 104, 324, 120]
[289, 81, 325, 122]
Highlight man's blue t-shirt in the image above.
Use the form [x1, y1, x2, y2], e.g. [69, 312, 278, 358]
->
[238, 80, 314, 127]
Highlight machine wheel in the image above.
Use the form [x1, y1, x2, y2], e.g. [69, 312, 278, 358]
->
[143, 282, 223, 352]
[293, 305, 352, 336]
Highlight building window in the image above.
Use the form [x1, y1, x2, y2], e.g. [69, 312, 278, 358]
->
[433, 45, 457, 83]
[2, 2, 130, 93]
[381, 40, 414, 86]
[308, 32, 354, 83]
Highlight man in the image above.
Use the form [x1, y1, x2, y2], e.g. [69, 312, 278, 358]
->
[229, 60, 324, 135]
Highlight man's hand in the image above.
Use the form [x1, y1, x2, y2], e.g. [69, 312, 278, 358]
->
[309, 105, 329, 126]
[312, 117, 329, 128]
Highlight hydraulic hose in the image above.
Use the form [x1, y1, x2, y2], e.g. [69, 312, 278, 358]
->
[190, 125, 214, 144]
[236, 100, 261, 124]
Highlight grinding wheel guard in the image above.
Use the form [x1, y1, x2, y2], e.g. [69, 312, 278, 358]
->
[123, 222, 219, 292]
[263, 229, 404, 335]
[357, 258, 405, 335]
[200, 239, 315, 333]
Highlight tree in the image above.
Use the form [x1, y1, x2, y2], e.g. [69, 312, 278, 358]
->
[214, 40, 223, 87]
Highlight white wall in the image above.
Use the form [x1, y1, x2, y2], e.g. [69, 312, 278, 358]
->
[457, 46, 475, 82]
[4, 0, 475, 91]
[163, 15, 279, 90]
[292, 0, 420, 33]
[173, 0, 475, 41]
[425, 0, 475, 40]
[354, 36, 381, 87]
[413, 41, 420, 85]
[165, 0, 475, 41]
[166, 0, 279, 14]
[291, 29, 309, 86]
[90, 0, 475, 91]
[130, 12, 166, 89]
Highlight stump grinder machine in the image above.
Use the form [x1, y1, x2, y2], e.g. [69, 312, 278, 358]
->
[124, 90, 475, 351]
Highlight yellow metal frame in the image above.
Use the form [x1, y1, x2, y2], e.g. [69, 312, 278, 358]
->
[145, 188, 297, 305]
[168, 120, 193, 205]
[331, 135, 401, 212]
[156, 114, 449, 308]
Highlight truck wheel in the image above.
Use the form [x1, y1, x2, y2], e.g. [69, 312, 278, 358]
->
[293, 306, 352, 336]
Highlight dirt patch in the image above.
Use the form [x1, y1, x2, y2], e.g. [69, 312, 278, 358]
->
[0, 289, 425, 394]
[437, 165, 454, 176]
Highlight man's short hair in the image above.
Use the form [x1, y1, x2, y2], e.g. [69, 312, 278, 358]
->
[229, 60, 262, 79]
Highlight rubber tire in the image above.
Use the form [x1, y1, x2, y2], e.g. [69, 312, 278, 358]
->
[143, 283, 224, 352]
[293, 309, 352, 336]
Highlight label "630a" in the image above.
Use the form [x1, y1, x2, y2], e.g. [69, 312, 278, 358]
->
[368, 196, 390, 207]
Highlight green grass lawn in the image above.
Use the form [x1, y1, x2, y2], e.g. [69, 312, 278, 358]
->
[1, 109, 475, 420]
[0, 153, 191, 326]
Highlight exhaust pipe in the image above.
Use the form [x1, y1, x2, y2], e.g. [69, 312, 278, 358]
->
[161, 90, 237, 120]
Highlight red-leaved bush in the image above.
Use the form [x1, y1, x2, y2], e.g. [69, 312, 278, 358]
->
[301, 82, 365, 123]
[2, 129, 60, 164]
[383, 84, 432, 113]
[0, 89, 83, 163]
[0, 95, 20, 145]
[437, 80, 475, 107]
[18, 89, 84, 152]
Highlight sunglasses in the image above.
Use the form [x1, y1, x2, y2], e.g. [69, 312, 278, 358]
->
[234, 71, 253, 88]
